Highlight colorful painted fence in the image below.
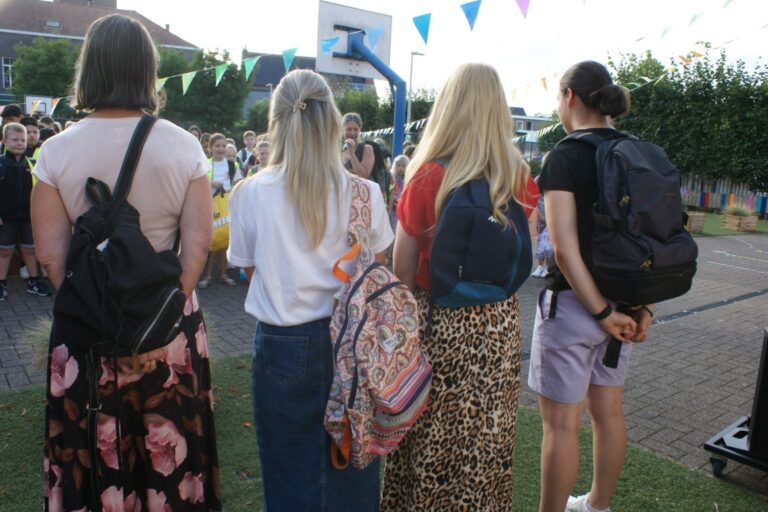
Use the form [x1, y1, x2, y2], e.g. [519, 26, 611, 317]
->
[681, 175, 768, 215]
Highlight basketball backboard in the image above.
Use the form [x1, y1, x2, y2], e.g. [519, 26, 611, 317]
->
[316, 1, 392, 81]
[25, 95, 52, 115]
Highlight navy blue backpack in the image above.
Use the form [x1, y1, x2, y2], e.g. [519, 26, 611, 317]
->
[429, 170, 532, 308]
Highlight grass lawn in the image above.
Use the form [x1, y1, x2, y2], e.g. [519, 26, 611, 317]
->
[2, 355, 767, 511]
[697, 212, 768, 236]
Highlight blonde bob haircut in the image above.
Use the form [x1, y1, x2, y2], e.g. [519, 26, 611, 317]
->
[268, 69, 345, 248]
[73, 14, 159, 112]
[407, 63, 532, 227]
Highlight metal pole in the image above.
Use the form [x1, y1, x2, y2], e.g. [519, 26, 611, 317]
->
[407, 52, 414, 127]
[347, 32, 407, 157]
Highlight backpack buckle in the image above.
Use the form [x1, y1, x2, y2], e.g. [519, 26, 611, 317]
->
[640, 259, 652, 270]
[619, 194, 631, 207]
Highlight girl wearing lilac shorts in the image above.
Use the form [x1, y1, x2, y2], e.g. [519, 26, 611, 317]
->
[527, 61, 655, 512]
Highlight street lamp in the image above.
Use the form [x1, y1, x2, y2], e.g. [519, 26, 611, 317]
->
[407, 51, 425, 127]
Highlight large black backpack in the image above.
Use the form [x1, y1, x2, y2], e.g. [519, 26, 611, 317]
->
[53, 115, 186, 358]
[558, 131, 698, 305]
[429, 161, 532, 307]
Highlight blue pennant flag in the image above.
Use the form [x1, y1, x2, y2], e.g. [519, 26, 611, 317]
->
[366, 26, 384, 50]
[413, 13, 431, 45]
[460, 1, 482, 30]
[320, 36, 340, 55]
[282, 47, 298, 73]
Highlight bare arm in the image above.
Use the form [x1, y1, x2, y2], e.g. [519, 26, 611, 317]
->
[393, 224, 419, 291]
[545, 190, 636, 342]
[178, 176, 213, 298]
[344, 141, 374, 179]
[30, 183, 71, 290]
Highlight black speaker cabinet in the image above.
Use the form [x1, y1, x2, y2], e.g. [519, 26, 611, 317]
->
[749, 328, 768, 456]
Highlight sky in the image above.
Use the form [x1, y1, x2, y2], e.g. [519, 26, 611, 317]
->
[119, 0, 767, 117]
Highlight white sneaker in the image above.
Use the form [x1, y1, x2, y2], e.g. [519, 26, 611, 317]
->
[19, 266, 29, 279]
[566, 494, 610, 512]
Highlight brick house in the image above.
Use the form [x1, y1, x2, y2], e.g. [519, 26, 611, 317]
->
[0, 0, 197, 104]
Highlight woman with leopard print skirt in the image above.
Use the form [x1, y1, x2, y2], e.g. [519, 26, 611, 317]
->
[384, 63, 538, 511]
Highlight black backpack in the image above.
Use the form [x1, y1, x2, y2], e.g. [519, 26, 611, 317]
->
[52, 115, 187, 359]
[429, 161, 532, 307]
[357, 141, 391, 202]
[558, 131, 698, 305]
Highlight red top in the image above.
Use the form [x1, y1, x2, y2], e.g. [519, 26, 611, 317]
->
[397, 161, 540, 290]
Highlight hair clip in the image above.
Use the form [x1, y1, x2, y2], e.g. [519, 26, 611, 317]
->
[293, 100, 307, 113]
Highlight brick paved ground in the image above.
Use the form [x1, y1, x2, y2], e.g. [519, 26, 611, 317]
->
[1, 233, 767, 495]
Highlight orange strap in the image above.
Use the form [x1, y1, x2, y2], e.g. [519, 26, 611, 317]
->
[330, 414, 352, 470]
[332, 244, 360, 283]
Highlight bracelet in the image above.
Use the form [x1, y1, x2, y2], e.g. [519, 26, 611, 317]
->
[591, 305, 613, 321]
[641, 305, 654, 317]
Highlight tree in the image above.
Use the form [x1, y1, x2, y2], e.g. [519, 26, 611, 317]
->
[245, 99, 270, 135]
[158, 49, 251, 134]
[336, 88, 380, 130]
[11, 38, 77, 99]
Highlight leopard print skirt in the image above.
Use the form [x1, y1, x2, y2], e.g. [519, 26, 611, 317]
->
[382, 290, 521, 512]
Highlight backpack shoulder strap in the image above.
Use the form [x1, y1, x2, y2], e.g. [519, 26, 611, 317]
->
[332, 175, 373, 283]
[113, 114, 158, 202]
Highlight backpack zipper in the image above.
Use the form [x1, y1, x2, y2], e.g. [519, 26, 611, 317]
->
[131, 287, 180, 356]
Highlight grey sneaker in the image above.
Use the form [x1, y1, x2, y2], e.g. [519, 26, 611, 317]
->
[27, 280, 52, 297]
[566, 494, 611, 512]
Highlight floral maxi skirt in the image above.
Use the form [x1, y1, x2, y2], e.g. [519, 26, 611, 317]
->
[44, 292, 221, 511]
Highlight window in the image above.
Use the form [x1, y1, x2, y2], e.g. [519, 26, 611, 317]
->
[2, 57, 14, 90]
[46, 20, 61, 28]
[516, 120, 524, 130]
[526, 121, 532, 130]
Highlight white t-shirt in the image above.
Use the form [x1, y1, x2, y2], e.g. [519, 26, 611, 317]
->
[227, 169, 394, 326]
[33, 116, 208, 252]
[211, 159, 233, 192]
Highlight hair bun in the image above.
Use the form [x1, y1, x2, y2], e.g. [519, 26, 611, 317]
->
[591, 84, 630, 118]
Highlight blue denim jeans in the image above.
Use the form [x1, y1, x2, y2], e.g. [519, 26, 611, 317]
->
[252, 318, 381, 511]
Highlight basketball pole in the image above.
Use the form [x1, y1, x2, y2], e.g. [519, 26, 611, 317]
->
[346, 31, 406, 157]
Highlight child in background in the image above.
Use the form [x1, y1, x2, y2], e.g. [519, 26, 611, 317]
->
[247, 140, 270, 176]
[532, 173, 552, 278]
[20, 117, 41, 163]
[0, 123, 52, 302]
[200, 133, 238, 288]
[200, 132, 212, 157]
[239, 130, 257, 177]
[388, 154, 409, 229]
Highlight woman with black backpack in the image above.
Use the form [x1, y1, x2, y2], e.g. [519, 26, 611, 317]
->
[528, 61, 654, 512]
[31, 15, 220, 511]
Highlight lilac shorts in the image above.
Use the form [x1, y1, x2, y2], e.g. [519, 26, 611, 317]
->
[528, 289, 632, 403]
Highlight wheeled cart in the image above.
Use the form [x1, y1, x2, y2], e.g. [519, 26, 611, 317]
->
[703, 328, 768, 477]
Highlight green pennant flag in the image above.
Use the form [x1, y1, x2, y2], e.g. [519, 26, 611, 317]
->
[243, 56, 260, 81]
[214, 64, 228, 87]
[282, 48, 298, 74]
[181, 71, 197, 95]
[155, 77, 168, 92]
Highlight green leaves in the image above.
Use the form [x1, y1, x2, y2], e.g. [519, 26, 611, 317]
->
[11, 38, 77, 99]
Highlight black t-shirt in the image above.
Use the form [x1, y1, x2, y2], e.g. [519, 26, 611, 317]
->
[538, 128, 622, 291]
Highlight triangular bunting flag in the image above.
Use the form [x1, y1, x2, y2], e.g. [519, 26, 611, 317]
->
[366, 26, 384, 50]
[689, 12, 703, 26]
[181, 71, 197, 95]
[155, 77, 168, 93]
[50, 97, 61, 115]
[320, 36, 340, 55]
[413, 13, 431, 44]
[214, 64, 228, 87]
[661, 26, 672, 38]
[282, 48, 298, 74]
[460, 1, 482, 30]
[540, 77, 548, 92]
[515, 0, 530, 18]
[243, 56, 260, 81]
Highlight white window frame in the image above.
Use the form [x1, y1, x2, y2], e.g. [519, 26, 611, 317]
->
[2, 57, 14, 89]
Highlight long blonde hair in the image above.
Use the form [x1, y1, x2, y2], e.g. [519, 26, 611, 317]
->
[268, 69, 344, 248]
[407, 63, 531, 226]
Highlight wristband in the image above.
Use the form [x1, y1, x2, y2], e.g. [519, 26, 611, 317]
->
[591, 305, 613, 321]
[641, 305, 654, 318]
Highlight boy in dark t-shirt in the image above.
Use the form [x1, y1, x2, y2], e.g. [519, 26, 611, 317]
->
[0, 123, 52, 301]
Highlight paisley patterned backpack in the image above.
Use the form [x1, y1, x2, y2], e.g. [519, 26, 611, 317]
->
[324, 175, 432, 469]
